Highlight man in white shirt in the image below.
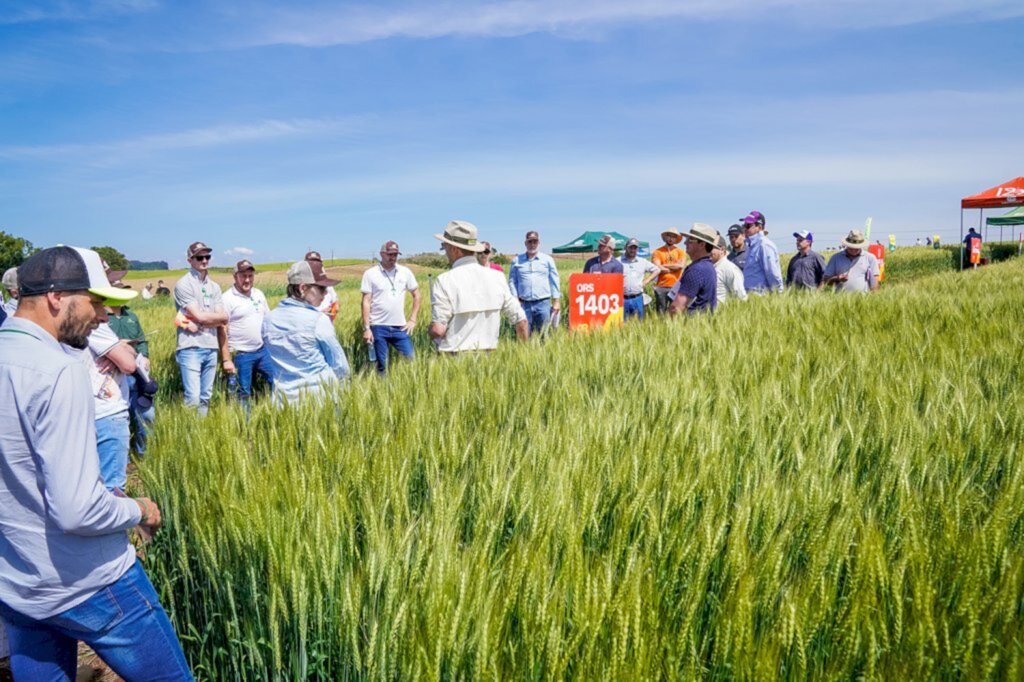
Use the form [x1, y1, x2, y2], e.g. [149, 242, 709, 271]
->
[221, 260, 275, 403]
[430, 220, 528, 353]
[305, 250, 339, 321]
[711, 235, 747, 303]
[361, 241, 421, 373]
[618, 237, 661, 321]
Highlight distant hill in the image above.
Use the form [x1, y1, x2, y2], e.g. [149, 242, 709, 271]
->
[129, 259, 169, 270]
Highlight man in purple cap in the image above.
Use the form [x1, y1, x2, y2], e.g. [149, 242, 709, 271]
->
[221, 259, 275, 405]
[786, 230, 826, 289]
[360, 241, 420, 373]
[583, 235, 624, 274]
[0, 246, 192, 680]
[740, 211, 783, 293]
[173, 241, 228, 415]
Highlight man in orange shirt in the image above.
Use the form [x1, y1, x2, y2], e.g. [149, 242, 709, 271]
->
[651, 228, 687, 313]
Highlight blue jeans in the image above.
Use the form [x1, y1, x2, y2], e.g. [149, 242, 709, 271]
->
[126, 374, 156, 456]
[370, 325, 414, 373]
[520, 299, 552, 335]
[0, 560, 194, 681]
[176, 347, 217, 416]
[95, 412, 130, 491]
[623, 294, 645, 321]
[233, 346, 275, 399]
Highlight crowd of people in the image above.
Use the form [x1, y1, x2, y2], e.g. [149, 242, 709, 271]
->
[0, 210, 889, 678]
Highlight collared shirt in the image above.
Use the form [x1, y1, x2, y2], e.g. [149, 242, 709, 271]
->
[619, 256, 659, 296]
[787, 250, 826, 289]
[107, 306, 148, 357]
[263, 297, 350, 405]
[743, 233, 784, 293]
[2, 298, 17, 316]
[360, 264, 418, 326]
[432, 256, 526, 353]
[713, 257, 747, 303]
[508, 252, 561, 302]
[669, 257, 718, 314]
[173, 268, 224, 350]
[583, 256, 624, 274]
[223, 286, 269, 353]
[317, 285, 339, 321]
[0, 318, 141, 620]
[651, 245, 686, 288]
[728, 248, 747, 270]
[824, 250, 880, 293]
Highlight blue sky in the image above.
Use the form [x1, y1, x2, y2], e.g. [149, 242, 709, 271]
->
[2, 0, 1022, 266]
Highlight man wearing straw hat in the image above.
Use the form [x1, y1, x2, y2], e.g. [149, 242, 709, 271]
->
[651, 228, 686, 313]
[430, 220, 528, 353]
[0, 246, 192, 680]
[669, 224, 720, 315]
[822, 229, 880, 293]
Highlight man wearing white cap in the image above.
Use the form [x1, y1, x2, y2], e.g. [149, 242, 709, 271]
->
[430, 220, 528, 353]
[0, 246, 192, 680]
[361, 240, 421, 373]
[822, 230, 880, 293]
[221, 259, 275, 404]
[618, 237, 660, 321]
[173, 241, 228, 416]
[305, 251, 339, 321]
[263, 259, 350, 403]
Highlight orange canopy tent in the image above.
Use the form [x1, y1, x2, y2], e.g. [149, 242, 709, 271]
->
[959, 177, 1024, 269]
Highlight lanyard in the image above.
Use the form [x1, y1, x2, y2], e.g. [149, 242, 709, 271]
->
[380, 266, 399, 294]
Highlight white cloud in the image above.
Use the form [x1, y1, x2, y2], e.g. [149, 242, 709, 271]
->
[0, 117, 366, 163]
[224, 246, 254, 256]
[235, 0, 1024, 47]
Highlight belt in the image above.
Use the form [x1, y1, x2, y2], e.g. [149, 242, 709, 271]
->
[521, 297, 550, 303]
[624, 293, 643, 299]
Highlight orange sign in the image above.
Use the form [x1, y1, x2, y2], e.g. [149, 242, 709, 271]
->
[968, 236, 982, 264]
[568, 274, 624, 331]
[867, 243, 886, 283]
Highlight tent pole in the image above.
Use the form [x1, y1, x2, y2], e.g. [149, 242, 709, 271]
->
[959, 209, 964, 271]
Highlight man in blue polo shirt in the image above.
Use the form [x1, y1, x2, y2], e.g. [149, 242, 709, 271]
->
[508, 230, 561, 334]
[669, 224, 719, 315]
[584, 234, 624, 274]
[740, 211, 784, 293]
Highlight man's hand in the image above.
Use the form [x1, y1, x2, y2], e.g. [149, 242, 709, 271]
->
[402, 319, 416, 334]
[551, 300, 561, 312]
[96, 356, 117, 374]
[222, 359, 236, 374]
[363, 328, 374, 343]
[134, 497, 163, 531]
[185, 320, 200, 333]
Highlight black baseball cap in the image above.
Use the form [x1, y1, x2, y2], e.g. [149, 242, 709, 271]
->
[18, 246, 137, 305]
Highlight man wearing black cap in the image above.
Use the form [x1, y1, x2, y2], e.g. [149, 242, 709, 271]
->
[726, 224, 747, 270]
[173, 241, 228, 416]
[0, 246, 192, 680]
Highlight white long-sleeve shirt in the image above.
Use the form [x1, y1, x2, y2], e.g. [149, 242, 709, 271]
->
[0, 317, 141, 620]
[432, 256, 526, 353]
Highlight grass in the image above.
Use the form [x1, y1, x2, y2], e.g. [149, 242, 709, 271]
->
[128, 246, 1024, 679]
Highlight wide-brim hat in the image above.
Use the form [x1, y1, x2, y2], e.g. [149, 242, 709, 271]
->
[680, 223, 720, 248]
[841, 229, 868, 249]
[660, 228, 682, 241]
[434, 220, 485, 253]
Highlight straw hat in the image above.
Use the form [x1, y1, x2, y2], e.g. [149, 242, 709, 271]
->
[435, 220, 486, 253]
[841, 229, 868, 250]
[680, 223, 720, 248]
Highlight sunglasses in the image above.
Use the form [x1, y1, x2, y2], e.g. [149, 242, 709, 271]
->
[482, 249, 492, 254]
[192, 254, 211, 262]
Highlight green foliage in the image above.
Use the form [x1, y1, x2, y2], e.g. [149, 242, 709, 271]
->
[403, 252, 449, 269]
[0, 230, 38, 272]
[130, 259, 170, 270]
[132, 257, 1024, 679]
[91, 245, 130, 271]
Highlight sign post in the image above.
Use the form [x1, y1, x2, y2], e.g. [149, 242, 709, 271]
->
[568, 273, 624, 332]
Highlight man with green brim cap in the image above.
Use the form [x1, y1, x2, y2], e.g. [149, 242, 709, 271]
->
[0, 245, 193, 680]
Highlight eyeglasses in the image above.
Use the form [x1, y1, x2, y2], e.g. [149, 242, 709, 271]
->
[192, 254, 211, 262]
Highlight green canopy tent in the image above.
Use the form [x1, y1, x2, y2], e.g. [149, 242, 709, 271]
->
[986, 207, 1024, 244]
[551, 231, 650, 254]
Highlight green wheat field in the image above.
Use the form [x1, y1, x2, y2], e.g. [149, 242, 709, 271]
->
[128, 246, 1024, 679]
